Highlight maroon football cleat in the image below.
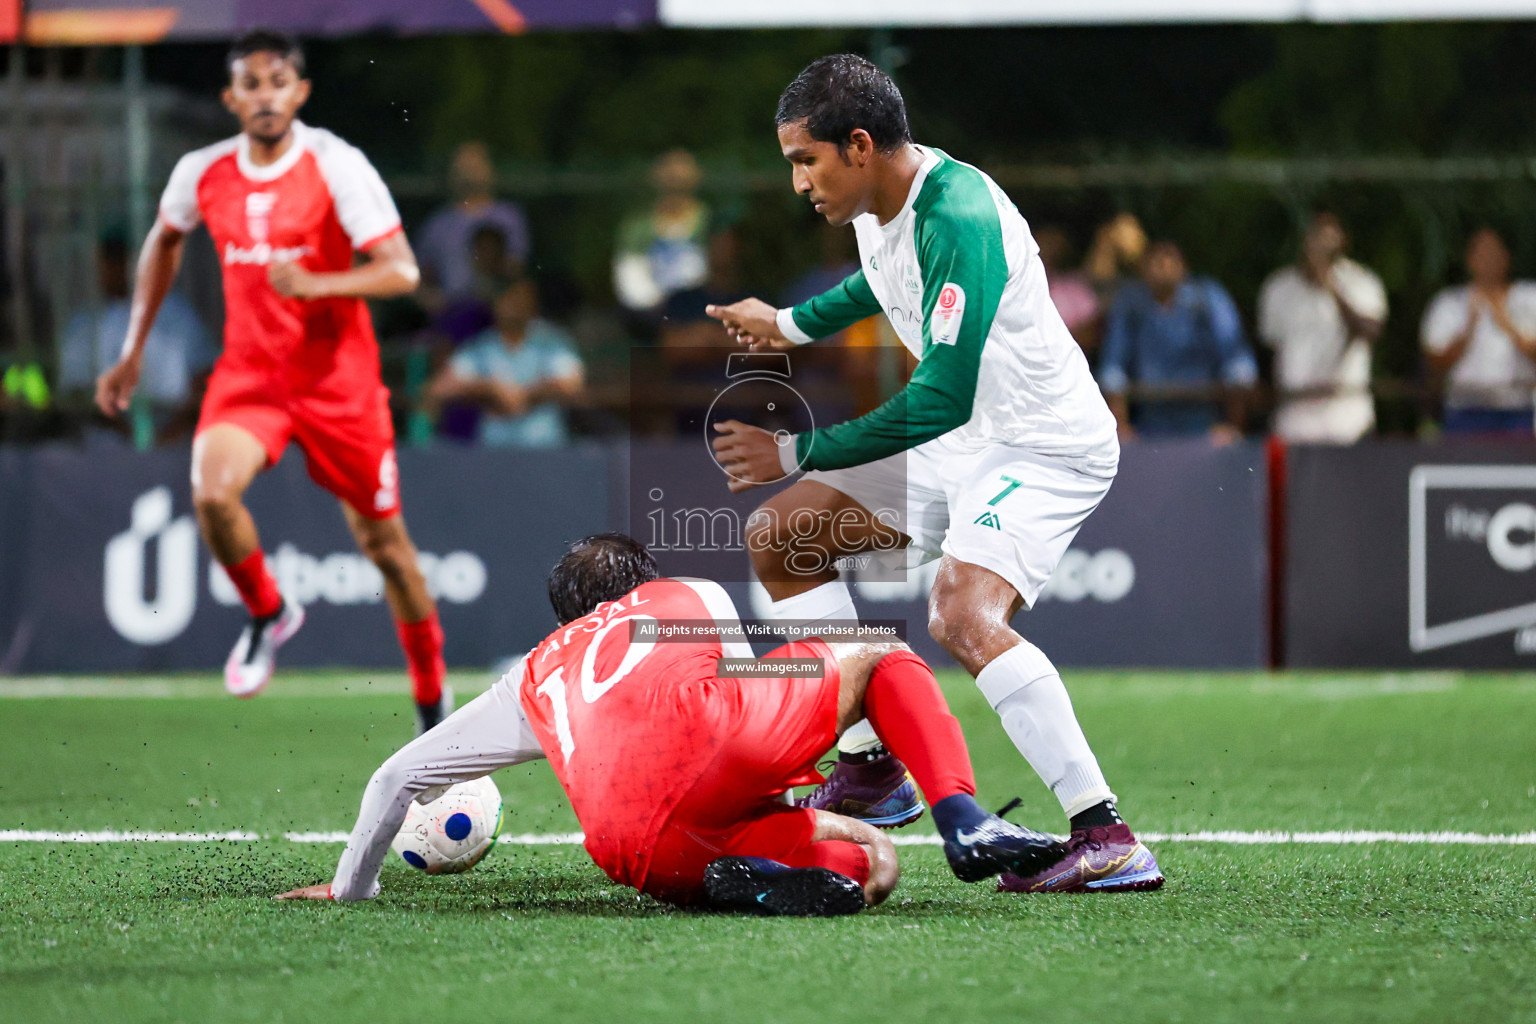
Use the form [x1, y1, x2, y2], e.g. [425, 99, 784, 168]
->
[794, 753, 925, 828]
[997, 823, 1164, 893]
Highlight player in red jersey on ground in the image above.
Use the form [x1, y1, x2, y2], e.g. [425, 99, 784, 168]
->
[95, 30, 453, 732]
[278, 534, 1064, 915]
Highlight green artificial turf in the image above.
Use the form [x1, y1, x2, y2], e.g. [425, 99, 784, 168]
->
[2, 670, 1534, 1023]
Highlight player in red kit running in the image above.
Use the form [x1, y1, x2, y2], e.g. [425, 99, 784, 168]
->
[280, 535, 1065, 915]
[95, 30, 452, 732]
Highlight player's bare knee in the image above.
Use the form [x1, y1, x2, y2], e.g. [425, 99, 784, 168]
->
[926, 600, 962, 651]
[361, 534, 417, 582]
[191, 481, 241, 525]
[927, 598, 992, 673]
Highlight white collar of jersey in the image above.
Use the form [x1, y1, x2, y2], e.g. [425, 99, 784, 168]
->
[874, 145, 941, 236]
[237, 120, 309, 182]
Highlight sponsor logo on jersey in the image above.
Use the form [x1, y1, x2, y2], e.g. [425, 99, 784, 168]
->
[973, 511, 1001, 530]
[223, 242, 312, 267]
[932, 283, 965, 345]
[245, 192, 277, 242]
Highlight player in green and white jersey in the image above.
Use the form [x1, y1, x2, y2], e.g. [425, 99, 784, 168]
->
[706, 55, 1162, 894]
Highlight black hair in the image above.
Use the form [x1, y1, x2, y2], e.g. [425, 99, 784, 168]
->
[775, 54, 912, 155]
[227, 29, 306, 79]
[547, 533, 659, 625]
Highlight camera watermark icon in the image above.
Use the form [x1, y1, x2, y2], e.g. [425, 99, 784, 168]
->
[705, 352, 815, 485]
[627, 344, 911, 583]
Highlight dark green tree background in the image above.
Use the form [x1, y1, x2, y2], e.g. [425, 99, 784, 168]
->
[145, 23, 1536, 430]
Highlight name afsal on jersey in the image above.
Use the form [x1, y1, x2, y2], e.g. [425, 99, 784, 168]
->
[536, 588, 653, 664]
[223, 241, 313, 266]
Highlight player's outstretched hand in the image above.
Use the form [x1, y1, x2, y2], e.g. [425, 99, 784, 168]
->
[274, 883, 334, 901]
[706, 298, 792, 351]
[94, 357, 141, 417]
[712, 420, 793, 494]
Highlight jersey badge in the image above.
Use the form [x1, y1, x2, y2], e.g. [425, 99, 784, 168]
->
[973, 511, 1001, 530]
[932, 283, 965, 345]
[245, 192, 276, 242]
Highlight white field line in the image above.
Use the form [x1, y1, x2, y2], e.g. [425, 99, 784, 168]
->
[0, 674, 496, 700]
[2, 829, 1534, 846]
[0, 830, 262, 842]
[11, 673, 1536, 701]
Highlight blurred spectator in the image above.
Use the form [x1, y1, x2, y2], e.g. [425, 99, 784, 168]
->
[425, 278, 584, 448]
[782, 220, 884, 416]
[1421, 228, 1536, 436]
[58, 236, 213, 414]
[428, 224, 521, 344]
[1084, 212, 1147, 310]
[1258, 212, 1386, 444]
[1036, 225, 1100, 354]
[613, 149, 710, 314]
[1098, 240, 1257, 441]
[784, 221, 861, 311]
[416, 142, 531, 307]
[660, 227, 748, 354]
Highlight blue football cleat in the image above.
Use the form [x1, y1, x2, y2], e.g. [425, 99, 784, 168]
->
[703, 856, 866, 917]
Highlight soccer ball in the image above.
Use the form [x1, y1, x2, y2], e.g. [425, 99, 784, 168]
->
[391, 776, 504, 874]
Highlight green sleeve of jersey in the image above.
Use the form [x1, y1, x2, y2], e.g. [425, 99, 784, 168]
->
[788, 269, 883, 340]
[795, 181, 1007, 472]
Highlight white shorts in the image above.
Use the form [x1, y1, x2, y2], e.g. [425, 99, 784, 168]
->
[802, 440, 1116, 608]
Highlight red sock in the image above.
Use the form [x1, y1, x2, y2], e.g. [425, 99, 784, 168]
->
[861, 649, 976, 805]
[397, 613, 445, 706]
[223, 549, 282, 619]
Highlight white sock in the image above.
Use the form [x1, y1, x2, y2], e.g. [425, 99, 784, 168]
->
[976, 641, 1115, 819]
[764, 580, 856, 632]
[762, 581, 881, 757]
[837, 720, 883, 755]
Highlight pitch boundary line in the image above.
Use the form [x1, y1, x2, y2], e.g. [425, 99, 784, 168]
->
[2, 829, 1534, 846]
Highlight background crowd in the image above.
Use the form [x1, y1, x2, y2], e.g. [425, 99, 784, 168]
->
[23, 138, 1533, 452]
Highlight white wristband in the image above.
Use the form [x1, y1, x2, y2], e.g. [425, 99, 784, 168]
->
[776, 307, 814, 346]
[777, 432, 801, 477]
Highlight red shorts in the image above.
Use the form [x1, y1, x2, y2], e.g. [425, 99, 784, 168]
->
[197, 369, 400, 519]
[639, 641, 869, 906]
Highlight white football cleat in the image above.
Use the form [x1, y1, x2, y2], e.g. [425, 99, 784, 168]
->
[224, 598, 305, 698]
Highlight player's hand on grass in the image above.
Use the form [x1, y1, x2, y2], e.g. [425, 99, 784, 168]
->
[95, 356, 141, 416]
[274, 883, 334, 901]
[712, 420, 793, 493]
[706, 298, 792, 351]
[269, 260, 320, 300]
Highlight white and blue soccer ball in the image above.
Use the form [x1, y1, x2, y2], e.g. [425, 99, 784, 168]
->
[391, 776, 504, 874]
